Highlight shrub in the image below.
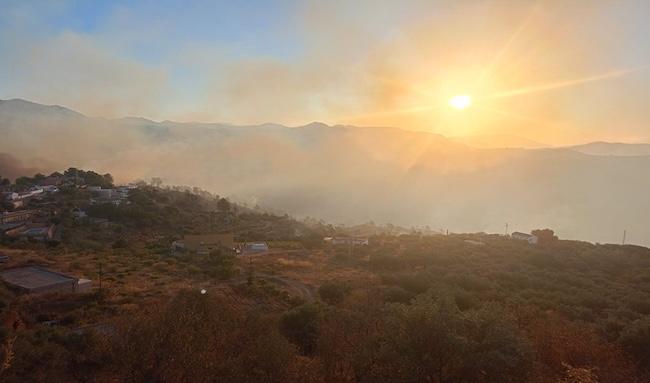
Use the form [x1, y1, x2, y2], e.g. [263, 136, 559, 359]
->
[279, 303, 322, 355]
[112, 239, 128, 249]
[205, 250, 236, 279]
[383, 286, 414, 304]
[380, 294, 532, 382]
[620, 317, 650, 371]
[318, 282, 349, 305]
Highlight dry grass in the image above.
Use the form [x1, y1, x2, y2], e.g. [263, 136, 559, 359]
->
[0, 241, 379, 330]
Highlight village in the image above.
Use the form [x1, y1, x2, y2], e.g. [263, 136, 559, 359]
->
[0, 170, 133, 293]
[0, 168, 385, 301]
[0, 167, 557, 297]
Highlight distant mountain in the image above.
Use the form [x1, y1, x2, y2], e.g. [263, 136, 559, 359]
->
[567, 141, 650, 156]
[0, 98, 84, 120]
[2, 99, 650, 246]
[452, 134, 550, 149]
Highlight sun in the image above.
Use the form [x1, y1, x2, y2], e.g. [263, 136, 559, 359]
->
[449, 94, 472, 110]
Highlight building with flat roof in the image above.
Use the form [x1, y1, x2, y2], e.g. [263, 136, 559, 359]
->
[0, 266, 89, 294]
[324, 237, 369, 246]
[172, 233, 235, 256]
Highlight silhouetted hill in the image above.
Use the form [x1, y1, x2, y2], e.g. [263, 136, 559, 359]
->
[452, 133, 550, 149]
[567, 141, 650, 156]
[0, 98, 84, 119]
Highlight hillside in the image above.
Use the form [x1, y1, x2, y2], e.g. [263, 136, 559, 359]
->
[0, 177, 649, 381]
[2, 100, 650, 246]
[452, 133, 551, 149]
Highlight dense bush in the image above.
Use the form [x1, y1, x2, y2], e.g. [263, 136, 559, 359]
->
[205, 249, 236, 279]
[110, 291, 304, 383]
[318, 281, 349, 305]
[619, 317, 650, 372]
[279, 303, 322, 355]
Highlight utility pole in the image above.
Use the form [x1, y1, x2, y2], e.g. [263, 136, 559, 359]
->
[247, 256, 254, 286]
[622, 230, 627, 245]
[98, 262, 103, 293]
[505, 222, 509, 236]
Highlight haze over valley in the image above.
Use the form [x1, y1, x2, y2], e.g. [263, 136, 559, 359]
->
[2, 98, 648, 245]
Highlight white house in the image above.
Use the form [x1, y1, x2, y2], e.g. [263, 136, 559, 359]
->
[244, 242, 269, 253]
[511, 232, 538, 245]
[39, 185, 59, 193]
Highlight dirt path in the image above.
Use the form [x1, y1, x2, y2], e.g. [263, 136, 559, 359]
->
[230, 272, 315, 302]
[256, 273, 315, 302]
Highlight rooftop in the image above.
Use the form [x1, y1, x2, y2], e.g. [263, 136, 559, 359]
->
[0, 266, 76, 290]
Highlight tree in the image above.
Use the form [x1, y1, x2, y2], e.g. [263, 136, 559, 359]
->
[33, 173, 46, 183]
[317, 301, 388, 383]
[318, 282, 349, 305]
[102, 173, 114, 186]
[217, 197, 231, 212]
[206, 249, 235, 279]
[62, 168, 113, 187]
[14, 176, 35, 188]
[279, 303, 322, 355]
[84, 171, 112, 187]
[379, 294, 532, 383]
[111, 291, 302, 383]
[620, 317, 650, 372]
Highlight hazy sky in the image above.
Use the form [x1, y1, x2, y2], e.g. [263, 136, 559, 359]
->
[2, 0, 650, 144]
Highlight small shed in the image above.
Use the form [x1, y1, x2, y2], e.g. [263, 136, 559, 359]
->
[0, 266, 88, 294]
[245, 242, 270, 253]
[174, 233, 236, 256]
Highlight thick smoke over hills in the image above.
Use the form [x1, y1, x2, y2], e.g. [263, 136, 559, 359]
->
[1, 98, 649, 245]
[0, 152, 43, 181]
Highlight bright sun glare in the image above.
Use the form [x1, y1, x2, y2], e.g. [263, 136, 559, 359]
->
[449, 95, 472, 110]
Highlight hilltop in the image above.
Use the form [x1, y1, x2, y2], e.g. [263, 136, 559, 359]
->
[567, 141, 650, 156]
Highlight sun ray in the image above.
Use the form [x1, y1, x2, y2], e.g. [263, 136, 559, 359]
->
[489, 67, 647, 99]
[475, 1, 541, 86]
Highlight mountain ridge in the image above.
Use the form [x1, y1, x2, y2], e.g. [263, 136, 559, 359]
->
[2, 98, 648, 151]
[2, 98, 650, 246]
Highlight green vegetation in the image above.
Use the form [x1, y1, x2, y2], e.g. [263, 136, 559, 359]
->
[63, 168, 113, 188]
[317, 281, 349, 305]
[0, 169, 649, 382]
[279, 303, 322, 355]
[619, 317, 650, 372]
[83, 185, 319, 242]
[205, 249, 236, 279]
